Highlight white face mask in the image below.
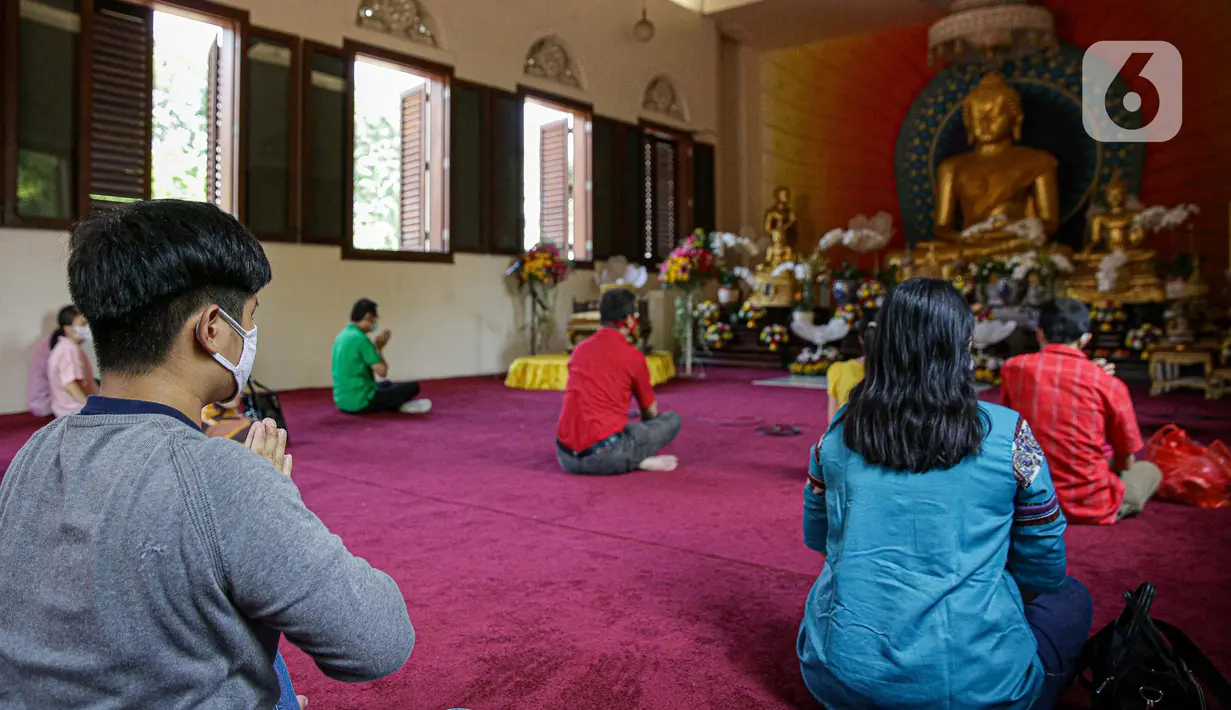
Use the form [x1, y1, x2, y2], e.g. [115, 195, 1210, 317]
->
[71, 324, 92, 342]
[212, 309, 258, 400]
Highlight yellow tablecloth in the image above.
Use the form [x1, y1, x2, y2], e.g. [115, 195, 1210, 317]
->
[505, 351, 676, 391]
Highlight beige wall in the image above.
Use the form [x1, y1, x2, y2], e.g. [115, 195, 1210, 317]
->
[0, 0, 717, 413]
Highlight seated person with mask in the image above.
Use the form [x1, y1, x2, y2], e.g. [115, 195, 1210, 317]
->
[0, 200, 413, 709]
[332, 298, 431, 415]
[556, 287, 681, 475]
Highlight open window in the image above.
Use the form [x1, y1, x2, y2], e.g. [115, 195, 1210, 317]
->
[522, 93, 590, 262]
[1, 0, 245, 224]
[345, 41, 450, 261]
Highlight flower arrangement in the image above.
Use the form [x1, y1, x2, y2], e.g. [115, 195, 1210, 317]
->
[659, 229, 718, 290]
[1090, 300, 1127, 332]
[694, 300, 720, 327]
[704, 322, 734, 349]
[1125, 324, 1164, 357]
[970, 303, 994, 323]
[1007, 249, 1074, 282]
[759, 324, 789, 352]
[1133, 204, 1201, 234]
[950, 274, 974, 297]
[855, 279, 886, 309]
[791, 346, 842, 376]
[969, 256, 1011, 284]
[509, 242, 571, 285]
[836, 303, 863, 324]
[738, 302, 768, 329]
[973, 354, 1004, 386]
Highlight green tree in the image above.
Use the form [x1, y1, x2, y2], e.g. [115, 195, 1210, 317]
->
[352, 114, 399, 250]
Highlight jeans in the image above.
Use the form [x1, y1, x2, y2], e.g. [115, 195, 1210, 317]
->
[1026, 576, 1095, 709]
[273, 651, 299, 710]
[557, 412, 682, 475]
[354, 381, 421, 414]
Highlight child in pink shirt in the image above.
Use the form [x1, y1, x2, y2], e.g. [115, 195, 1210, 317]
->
[46, 305, 96, 418]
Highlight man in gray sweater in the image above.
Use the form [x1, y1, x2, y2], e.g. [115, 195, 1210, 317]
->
[0, 200, 413, 708]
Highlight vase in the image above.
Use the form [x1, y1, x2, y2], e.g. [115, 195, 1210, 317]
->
[832, 280, 851, 305]
[717, 286, 738, 306]
[683, 292, 695, 377]
[792, 310, 814, 326]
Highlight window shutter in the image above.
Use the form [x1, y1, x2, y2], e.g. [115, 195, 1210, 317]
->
[590, 118, 615, 260]
[449, 82, 485, 252]
[649, 136, 678, 260]
[205, 39, 223, 206]
[490, 90, 523, 254]
[300, 43, 347, 244]
[89, 1, 152, 209]
[399, 84, 426, 251]
[693, 142, 715, 233]
[538, 118, 568, 250]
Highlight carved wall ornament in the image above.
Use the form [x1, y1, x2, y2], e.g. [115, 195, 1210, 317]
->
[356, 0, 437, 47]
[642, 76, 686, 121]
[524, 36, 581, 88]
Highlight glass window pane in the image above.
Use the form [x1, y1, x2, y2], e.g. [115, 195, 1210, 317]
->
[245, 36, 293, 235]
[304, 50, 346, 240]
[17, 0, 81, 220]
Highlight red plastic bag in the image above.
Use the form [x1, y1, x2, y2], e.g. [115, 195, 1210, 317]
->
[1144, 425, 1231, 509]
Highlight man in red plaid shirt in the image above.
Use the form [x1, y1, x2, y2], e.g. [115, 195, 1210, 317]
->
[1001, 298, 1162, 525]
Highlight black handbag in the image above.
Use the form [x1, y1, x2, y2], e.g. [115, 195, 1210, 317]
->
[240, 378, 287, 431]
[1079, 582, 1231, 709]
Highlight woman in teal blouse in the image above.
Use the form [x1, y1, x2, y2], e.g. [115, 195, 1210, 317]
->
[798, 278, 1093, 709]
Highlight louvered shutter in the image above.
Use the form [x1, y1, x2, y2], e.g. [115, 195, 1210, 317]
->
[89, 1, 152, 209]
[538, 118, 568, 250]
[399, 84, 426, 251]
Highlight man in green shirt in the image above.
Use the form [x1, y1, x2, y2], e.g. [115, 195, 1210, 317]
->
[331, 298, 431, 414]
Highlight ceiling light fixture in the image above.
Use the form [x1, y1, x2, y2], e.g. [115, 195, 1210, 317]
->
[633, 4, 656, 42]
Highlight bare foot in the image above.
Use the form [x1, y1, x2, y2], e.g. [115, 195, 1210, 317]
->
[638, 455, 678, 472]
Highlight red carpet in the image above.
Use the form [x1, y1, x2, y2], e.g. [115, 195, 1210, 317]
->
[2, 370, 1229, 709]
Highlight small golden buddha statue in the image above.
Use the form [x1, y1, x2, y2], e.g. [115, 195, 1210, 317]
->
[748, 186, 798, 307]
[920, 72, 1062, 262]
[758, 186, 797, 274]
[1087, 170, 1145, 253]
[1064, 171, 1164, 304]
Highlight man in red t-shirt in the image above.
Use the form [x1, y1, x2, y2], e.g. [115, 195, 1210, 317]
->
[1001, 298, 1162, 525]
[556, 288, 681, 475]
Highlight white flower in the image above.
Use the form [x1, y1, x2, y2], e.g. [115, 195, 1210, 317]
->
[819, 229, 844, 250]
[794, 263, 810, 281]
[710, 232, 756, 259]
[771, 261, 797, 279]
[1004, 217, 1047, 246]
[1097, 251, 1128, 292]
[1049, 253, 1074, 273]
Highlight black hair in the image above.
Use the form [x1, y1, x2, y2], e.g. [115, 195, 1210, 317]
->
[853, 309, 878, 355]
[49, 304, 80, 350]
[351, 298, 379, 323]
[1038, 297, 1090, 345]
[67, 199, 272, 375]
[599, 288, 638, 324]
[838, 278, 986, 473]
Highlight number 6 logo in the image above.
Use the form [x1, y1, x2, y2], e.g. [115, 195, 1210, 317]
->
[1082, 41, 1182, 143]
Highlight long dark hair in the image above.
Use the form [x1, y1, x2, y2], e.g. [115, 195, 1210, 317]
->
[838, 278, 986, 473]
[49, 305, 80, 350]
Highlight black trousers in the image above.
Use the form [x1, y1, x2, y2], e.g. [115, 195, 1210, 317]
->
[355, 380, 421, 414]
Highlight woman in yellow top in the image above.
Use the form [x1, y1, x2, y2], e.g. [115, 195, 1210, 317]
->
[827, 314, 875, 421]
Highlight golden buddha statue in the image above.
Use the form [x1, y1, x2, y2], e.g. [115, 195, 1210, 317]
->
[748, 186, 798, 308]
[1064, 171, 1164, 304]
[758, 186, 797, 274]
[917, 72, 1062, 262]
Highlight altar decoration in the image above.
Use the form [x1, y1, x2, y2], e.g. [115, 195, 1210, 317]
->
[973, 353, 1004, 387]
[971, 305, 1017, 350]
[659, 229, 720, 377]
[792, 346, 842, 376]
[704, 322, 733, 350]
[747, 188, 799, 308]
[790, 316, 851, 353]
[508, 242, 571, 354]
[830, 262, 866, 305]
[506, 351, 675, 391]
[1125, 324, 1164, 359]
[927, 0, 1057, 67]
[971, 303, 993, 323]
[819, 212, 895, 253]
[738, 302, 767, 329]
[1090, 301, 1127, 332]
[949, 274, 974, 298]
[836, 304, 862, 324]
[855, 279, 886, 309]
[694, 300, 720, 327]
[759, 324, 789, 352]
